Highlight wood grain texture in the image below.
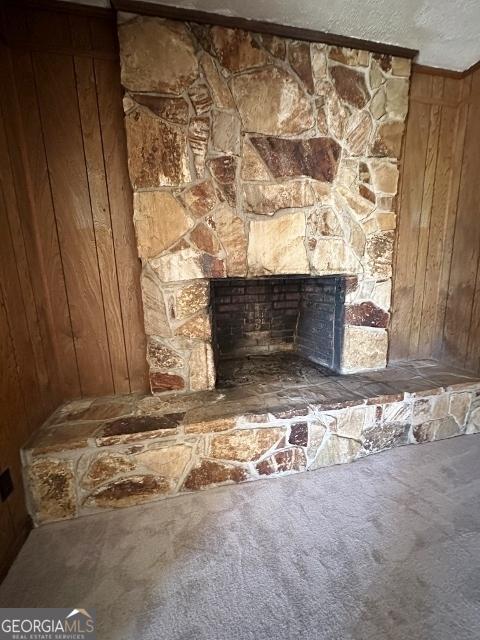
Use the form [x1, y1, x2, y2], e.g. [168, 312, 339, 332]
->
[0, 5, 146, 579]
[391, 67, 480, 374]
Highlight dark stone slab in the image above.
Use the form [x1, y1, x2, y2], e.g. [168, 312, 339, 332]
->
[345, 301, 390, 328]
[330, 65, 370, 108]
[362, 422, 408, 453]
[150, 372, 185, 392]
[182, 459, 247, 491]
[101, 414, 184, 438]
[289, 422, 309, 446]
[250, 136, 341, 182]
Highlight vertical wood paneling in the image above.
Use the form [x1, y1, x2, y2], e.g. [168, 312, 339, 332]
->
[392, 67, 480, 374]
[0, 4, 147, 579]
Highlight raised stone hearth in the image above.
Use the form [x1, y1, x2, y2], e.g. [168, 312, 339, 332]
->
[22, 360, 480, 524]
[117, 14, 411, 393]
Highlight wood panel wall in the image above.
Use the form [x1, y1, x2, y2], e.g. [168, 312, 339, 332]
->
[391, 68, 480, 374]
[0, 2, 147, 579]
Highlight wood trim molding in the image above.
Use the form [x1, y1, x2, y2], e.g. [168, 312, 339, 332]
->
[112, 0, 419, 59]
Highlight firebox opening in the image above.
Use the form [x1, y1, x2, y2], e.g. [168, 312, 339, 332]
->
[210, 276, 347, 386]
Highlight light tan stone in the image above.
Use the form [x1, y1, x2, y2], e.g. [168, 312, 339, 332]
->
[449, 393, 472, 427]
[385, 77, 409, 119]
[125, 109, 191, 188]
[248, 212, 309, 276]
[119, 17, 198, 94]
[344, 111, 372, 156]
[151, 245, 225, 281]
[147, 337, 184, 369]
[136, 444, 192, 479]
[370, 87, 386, 119]
[374, 211, 397, 231]
[174, 281, 209, 320]
[391, 57, 411, 77]
[371, 279, 392, 311]
[288, 41, 314, 93]
[369, 58, 385, 90]
[199, 53, 235, 109]
[210, 26, 268, 72]
[311, 44, 328, 92]
[260, 34, 286, 59]
[325, 91, 351, 139]
[328, 406, 367, 439]
[342, 326, 388, 371]
[212, 203, 248, 276]
[175, 313, 211, 340]
[210, 427, 284, 462]
[134, 191, 193, 259]
[189, 342, 215, 391]
[336, 186, 376, 219]
[369, 160, 399, 194]
[29, 458, 76, 523]
[372, 120, 404, 158]
[311, 434, 361, 469]
[241, 141, 272, 181]
[230, 67, 315, 135]
[189, 116, 210, 179]
[412, 395, 449, 425]
[242, 181, 314, 215]
[211, 110, 241, 155]
[141, 266, 171, 336]
[307, 422, 327, 459]
[310, 237, 361, 275]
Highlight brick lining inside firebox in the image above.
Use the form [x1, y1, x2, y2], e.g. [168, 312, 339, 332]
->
[211, 276, 346, 372]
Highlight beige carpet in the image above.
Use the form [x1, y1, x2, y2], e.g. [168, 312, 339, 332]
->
[1, 435, 480, 640]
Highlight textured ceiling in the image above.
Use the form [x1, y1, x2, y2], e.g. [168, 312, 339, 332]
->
[67, 0, 480, 71]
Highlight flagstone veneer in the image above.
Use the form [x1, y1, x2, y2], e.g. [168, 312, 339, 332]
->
[118, 13, 411, 392]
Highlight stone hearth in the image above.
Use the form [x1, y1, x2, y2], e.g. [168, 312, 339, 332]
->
[117, 14, 411, 393]
[22, 360, 480, 524]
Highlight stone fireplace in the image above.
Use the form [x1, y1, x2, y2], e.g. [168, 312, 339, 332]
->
[118, 13, 411, 393]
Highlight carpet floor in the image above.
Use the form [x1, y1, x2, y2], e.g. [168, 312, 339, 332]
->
[1, 435, 480, 640]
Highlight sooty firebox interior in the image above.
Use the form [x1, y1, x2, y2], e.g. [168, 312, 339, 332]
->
[211, 276, 347, 384]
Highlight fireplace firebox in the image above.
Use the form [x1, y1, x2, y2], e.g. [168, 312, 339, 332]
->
[211, 276, 347, 375]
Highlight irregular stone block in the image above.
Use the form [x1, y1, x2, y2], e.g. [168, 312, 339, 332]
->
[329, 46, 369, 66]
[466, 397, 480, 434]
[250, 137, 341, 182]
[147, 338, 184, 370]
[97, 413, 183, 446]
[189, 116, 210, 179]
[260, 33, 286, 58]
[241, 140, 272, 181]
[211, 110, 241, 155]
[310, 238, 361, 275]
[150, 372, 185, 393]
[29, 458, 76, 523]
[307, 207, 344, 244]
[342, 326, 388, 372]
[82, 453, 136, 489]
[362, 422, 408, 453]
[212, 204, 248, 276]
[210, 427, 285, 462]
[391, 57, 411, 77]
[327, 406, 369, 440]
[288, 41, 314, 93]
[181, 180, 218, 218]
[231, 67, 314, 135]
[330, 65, 370, 108]
[412, 395, 449, 425]
[189, 342, 215, 391]
[134, 191, 193, 259]
[126, 109, 191, 188]
[413, 416, 462, 443]
[336, 185, 376, 219]
[257, 448, 307, 475]
[368, 160, 399, 194]
[382, 401, 411, 424]
[311, 44, 328, 92]
[199, 53, 235, 109]
[174, 281, 209, 320]
[371, 280, 392, 311]
[449, 392, 472, 427]
[119, 17, 198, 94]
[372, 53, 392, 72]
[207, 156, 236, 184]
[365, 231, 394, 279]
[176, 313, 211, 340]
[131, 94, 189, 124]
[190, 223, 221, 255]
[310, 434, 361, 469]
[369, 58, 385, 90]
[243, 181, 314, 215]
[372, 120, 404, 158]
[188, 82, 213, 115]
[135, 444, 192, 480]
[345, 301, 390, 328]
[248, 212, 309, 276]
[184, 416, 236, 434]
[152, 245, 225, 281]
[84, 475, 171, 508]
[182, 459, 247, 491]
[344, 111, 372, 156]
[289, 422, 309, 446]
[385, 77, 409, 119]
[141, 266, 171, 337]
[210, 26, 269, 72]
[370, 88, 386, 119]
